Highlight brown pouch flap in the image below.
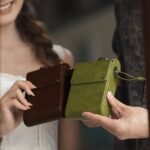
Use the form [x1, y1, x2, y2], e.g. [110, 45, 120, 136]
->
[26, 63, 70, 88]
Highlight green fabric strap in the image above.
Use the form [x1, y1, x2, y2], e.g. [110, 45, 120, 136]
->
[115, 70, 145, 81]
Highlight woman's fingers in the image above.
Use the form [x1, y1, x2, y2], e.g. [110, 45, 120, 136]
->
[12, 80, 35, 96]
[107, 91, 126, 115]
[12, 99, 31, 110]
[81, 92, 125, 130]
[16, 89, 32, 107]
[26, 81, 37, 89]
[82, 112, 125, 139]
[82, 112, 124, 139]
[1, 80, 35, 110]
[2, 98, 30, 111]
[17, 81, 35, 96]
[81, 119, 101, 128]
[82, 112, 114, 130]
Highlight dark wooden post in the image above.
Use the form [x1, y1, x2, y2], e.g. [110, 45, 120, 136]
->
[141, 0, 150, 136]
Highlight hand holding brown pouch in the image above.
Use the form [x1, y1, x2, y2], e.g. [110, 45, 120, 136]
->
[23, 63, 73, 127]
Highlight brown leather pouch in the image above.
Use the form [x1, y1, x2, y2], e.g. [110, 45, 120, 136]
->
[23, 63, 73, 126]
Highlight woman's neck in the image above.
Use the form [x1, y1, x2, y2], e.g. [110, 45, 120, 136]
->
[0, 22, 43, 76]
[0, 23, 22, 50]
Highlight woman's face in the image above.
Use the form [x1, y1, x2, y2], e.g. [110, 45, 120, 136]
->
[0, 0, 24, 26]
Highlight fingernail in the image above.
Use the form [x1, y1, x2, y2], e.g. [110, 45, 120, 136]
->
[32, 85, 37, 89]
[29, 91, 35, 96]
[107, 91, 113, 98]
[82, 114, 85, 117]
[27, 106, 31, 110]
[28, 103, 32, 106]
[25, 107, 30, 110]
[82, 112, 87, 117]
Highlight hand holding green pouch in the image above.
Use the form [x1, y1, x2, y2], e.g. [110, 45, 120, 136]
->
[65, 58, 121, 119]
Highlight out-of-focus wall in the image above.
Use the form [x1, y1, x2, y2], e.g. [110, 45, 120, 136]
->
[50, 5, 116, 62]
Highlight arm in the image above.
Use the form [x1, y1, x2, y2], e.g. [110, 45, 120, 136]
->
[82, 91, 149, 140]
[58, 48, 81, 150]
[62, 48, 75, 68]
[59, 119, 81, 150]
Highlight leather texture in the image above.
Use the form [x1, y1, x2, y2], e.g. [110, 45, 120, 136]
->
[23, 63, 73, 126]
[65, 58, 121, 119]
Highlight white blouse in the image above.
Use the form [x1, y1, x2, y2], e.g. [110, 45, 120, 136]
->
[0, 45, 65, 150]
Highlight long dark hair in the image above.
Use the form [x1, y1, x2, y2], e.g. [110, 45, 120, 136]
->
[16, 0, 61, 65]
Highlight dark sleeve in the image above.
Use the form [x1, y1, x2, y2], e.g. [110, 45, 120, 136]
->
[112, 0, 146, 107]
[112, 0, 150, 150]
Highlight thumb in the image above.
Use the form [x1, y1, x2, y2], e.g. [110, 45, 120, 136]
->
[107, 91, 126, 115]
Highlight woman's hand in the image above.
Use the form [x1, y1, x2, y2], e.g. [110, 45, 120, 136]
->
[0, 80, 36, 136]
[82, 91, 149, 140]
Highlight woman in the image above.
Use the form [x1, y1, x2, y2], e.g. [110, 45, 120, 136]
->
[0, 0, 80, 150]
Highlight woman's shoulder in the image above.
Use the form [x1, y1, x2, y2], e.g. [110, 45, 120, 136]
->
[53, 44, 74, 67]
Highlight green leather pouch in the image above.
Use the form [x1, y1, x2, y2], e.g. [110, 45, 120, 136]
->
[65, 58, 121, 119]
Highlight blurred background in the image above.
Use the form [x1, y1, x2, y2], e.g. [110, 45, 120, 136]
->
[36, 0, 116, 149]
